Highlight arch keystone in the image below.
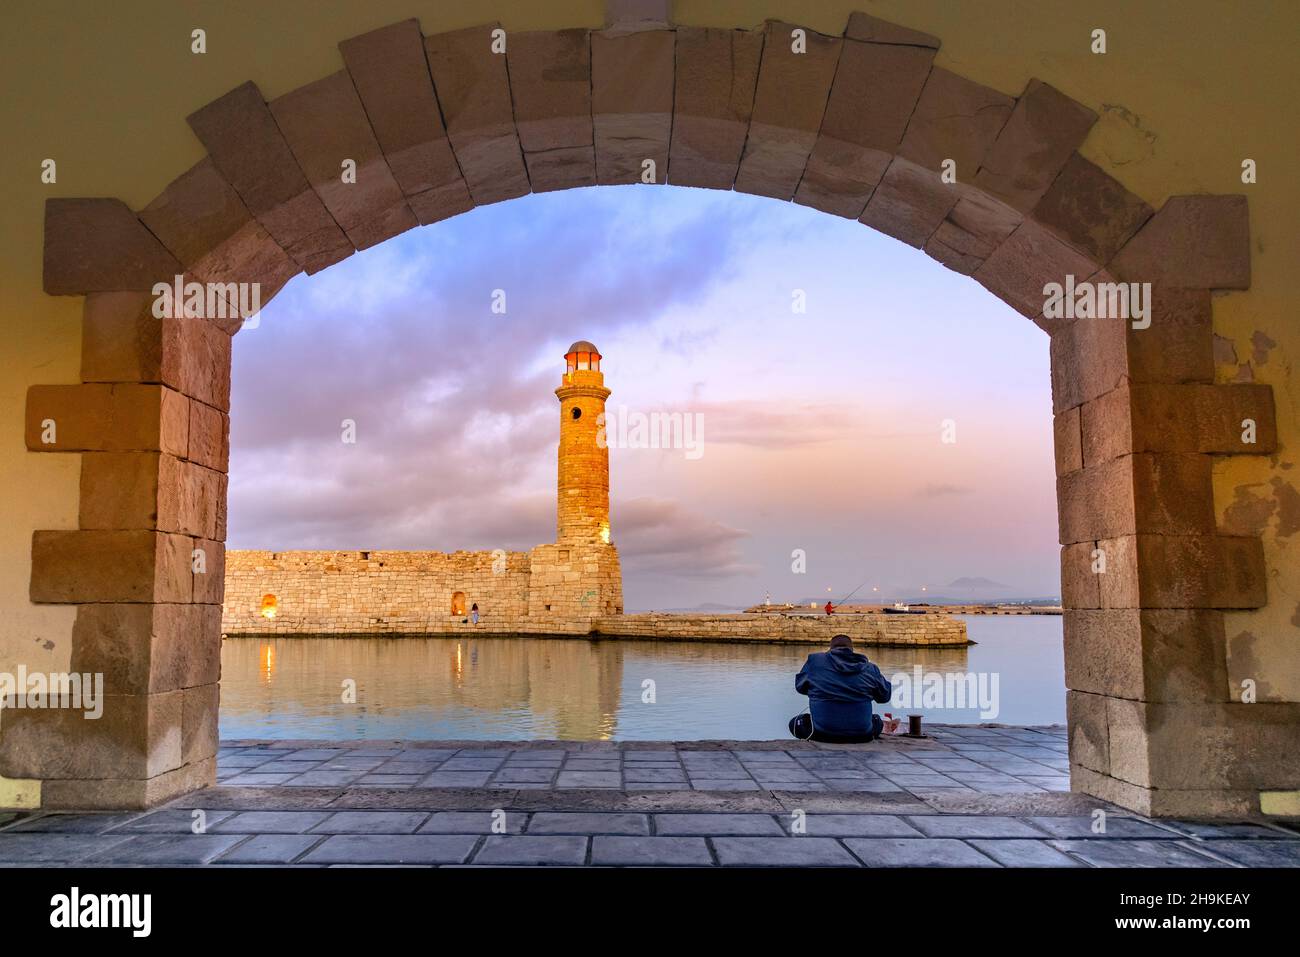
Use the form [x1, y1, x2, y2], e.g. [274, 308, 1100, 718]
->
[668, 27, 762, 190]
[592, 28, 674, 185]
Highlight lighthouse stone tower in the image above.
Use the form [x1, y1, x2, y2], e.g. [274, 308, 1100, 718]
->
[526, 340, 624, 623]
[556, 340, 611, 544]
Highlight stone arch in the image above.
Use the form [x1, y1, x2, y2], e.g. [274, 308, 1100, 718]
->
[451, 591, 467, 617]
[8, 10, 1291, 816]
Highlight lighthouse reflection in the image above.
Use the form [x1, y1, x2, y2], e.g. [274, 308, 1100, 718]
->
[219, 636, 981, 741]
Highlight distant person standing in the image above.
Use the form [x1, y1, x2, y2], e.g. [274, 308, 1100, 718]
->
[789, 635, 892, 743]
[470, 603, 480, 626]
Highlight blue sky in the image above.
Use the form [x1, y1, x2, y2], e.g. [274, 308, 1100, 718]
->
[228, 185, 1059, 609]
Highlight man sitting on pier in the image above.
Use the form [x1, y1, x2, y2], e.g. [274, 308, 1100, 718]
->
[789, 635, 892, 743]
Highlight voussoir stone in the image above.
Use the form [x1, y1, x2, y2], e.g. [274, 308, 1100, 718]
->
[508, 30, 595, 191]
[735, 21, 842, 201]
[270, 71, 412, 250]
[339, 18, 468, 214]
[843, 11, 940, 48]
[973, 79, 1097, 213]
[974, 220, 1100, 321]
[44, 199, 182, 295]
[860, 156, 960, 248]
[424, 24, 530, 205]
[795, 31, 936, 217]
[1108, 194, 1250, 289]
[898, 68, 1015, 182]
[923, 190, 1022, 274]
[669, 27, 762, 189]
[187, 81, 352, 274]
[139, 158, 249, 268]
[591, 29, 675, 185]
[1031, 152, 1153, 265]
[139, 158, 299, 311]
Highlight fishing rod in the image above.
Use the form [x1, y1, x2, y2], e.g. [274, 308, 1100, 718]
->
[831, 576, 875, 608]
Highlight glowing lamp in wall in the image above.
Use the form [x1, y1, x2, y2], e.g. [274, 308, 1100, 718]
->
[260, 594, 278, 619]
[599, 522, 611, 544]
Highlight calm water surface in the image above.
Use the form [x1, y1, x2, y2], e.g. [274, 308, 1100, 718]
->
[219, 616, 1064, 740]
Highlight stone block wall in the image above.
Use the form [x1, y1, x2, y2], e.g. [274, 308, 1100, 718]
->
[527, 542, 623, 620]
[223, 549, 533, 634]
[223, 543, 624, 635]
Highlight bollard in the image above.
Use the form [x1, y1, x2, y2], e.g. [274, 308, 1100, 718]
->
[908, 714, 923, 737]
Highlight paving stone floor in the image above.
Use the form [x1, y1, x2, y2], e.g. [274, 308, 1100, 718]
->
[3, 726, 1297, 867]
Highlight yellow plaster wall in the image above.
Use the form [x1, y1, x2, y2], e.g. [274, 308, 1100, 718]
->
[1, 0, 1296, 803]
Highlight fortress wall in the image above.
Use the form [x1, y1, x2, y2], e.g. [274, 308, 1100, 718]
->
[221, 549, 963, 645]
[222, 549, 534, 635]
[592, 613, 970, 646]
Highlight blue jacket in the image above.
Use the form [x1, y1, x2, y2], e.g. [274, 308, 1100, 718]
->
[795, 648, 893, 737]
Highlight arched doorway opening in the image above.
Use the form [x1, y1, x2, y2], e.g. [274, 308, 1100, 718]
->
[6, 11, 1287, 818]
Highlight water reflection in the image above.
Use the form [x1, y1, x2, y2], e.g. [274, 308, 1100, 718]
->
[220, 617, 1065, 740]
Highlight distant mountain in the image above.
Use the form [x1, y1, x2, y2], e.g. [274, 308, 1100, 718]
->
[948, 576, 1010, 589]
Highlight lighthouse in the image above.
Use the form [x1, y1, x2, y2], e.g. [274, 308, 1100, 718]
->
[555, 340, 612, 546]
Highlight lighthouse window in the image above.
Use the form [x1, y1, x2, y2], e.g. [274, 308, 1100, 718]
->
[571, 407, 582, 420]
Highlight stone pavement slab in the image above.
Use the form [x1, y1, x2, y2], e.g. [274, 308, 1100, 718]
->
[591, 836, 713, 866]
[844, 837, 999, 867]
[969, 839, 1085, 867]
[310, 811, 428, 834]
[472, 835, 588, 865]
[1025, 815, 1175, 839]
[557, 771, 622, 788]
[783, 813, 924, 837]
[6, 812, 141, 834]
[1195, 841, 1300, 867]
[88, 834, 246, 865]
[212, 811, 333, 833]
[654, 813, 785, 836]
[0, 833, 134, 863]
[906, 815, 1048, 839]
[117, 809, 237, 833]
[301, 834, 477, 865]
[712, 837, 860, 867]
[214, 834, 323, 864]
[1047, 840, 1223, 868]
[527, 812, 649, 835]
[419, 811, 526, 834]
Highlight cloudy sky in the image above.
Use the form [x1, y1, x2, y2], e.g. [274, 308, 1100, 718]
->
[228, 185, 1060, 610]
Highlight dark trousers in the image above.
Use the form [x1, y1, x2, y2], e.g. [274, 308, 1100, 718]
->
[789, 713, 882, 743]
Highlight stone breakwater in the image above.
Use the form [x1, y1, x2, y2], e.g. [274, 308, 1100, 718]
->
[592, 613, 970, 646]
